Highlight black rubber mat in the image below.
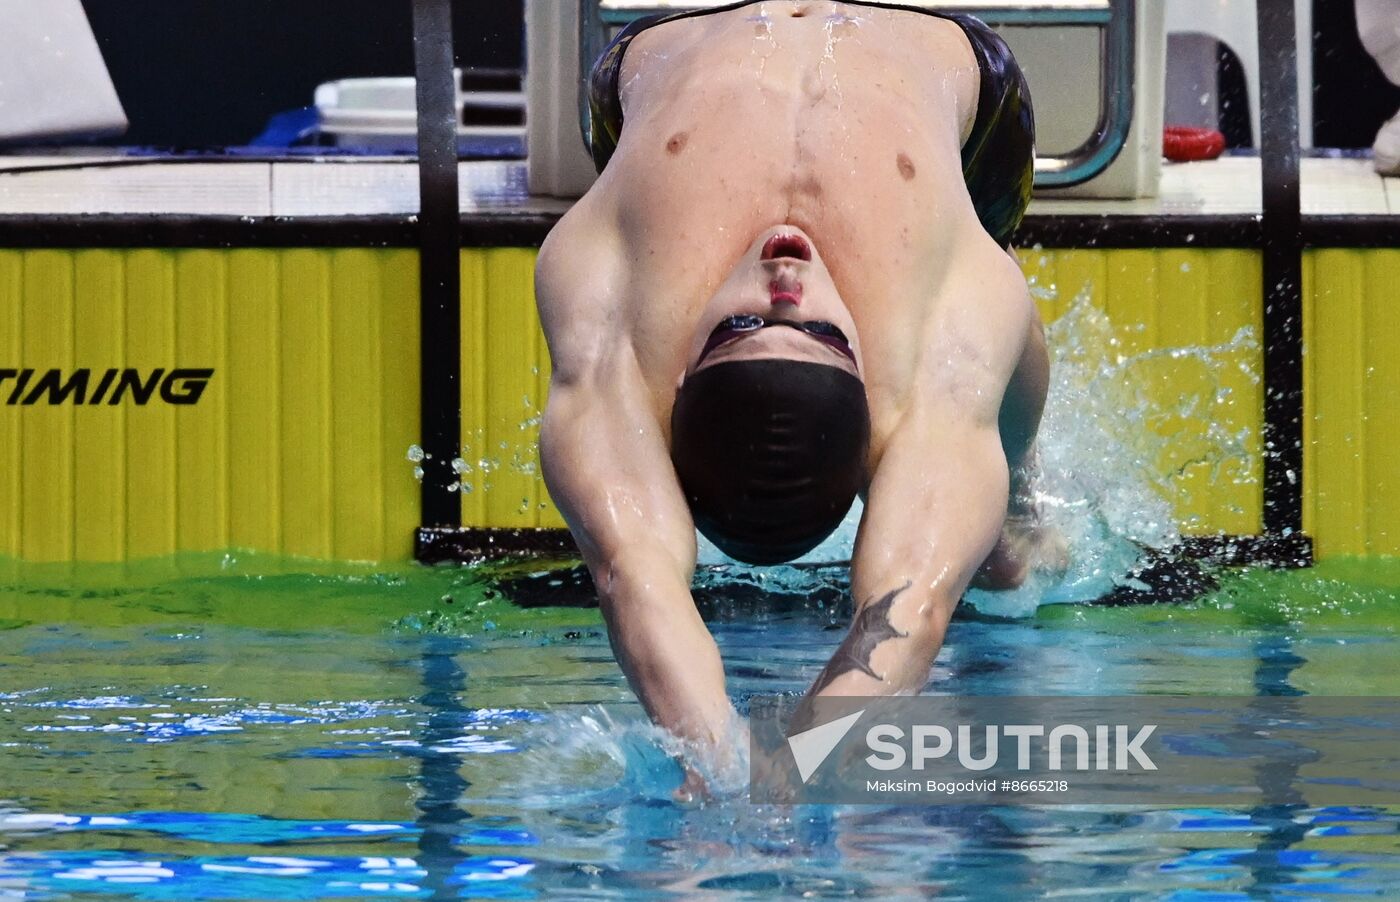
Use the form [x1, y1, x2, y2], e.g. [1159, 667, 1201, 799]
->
[492, 548, 1219, 619]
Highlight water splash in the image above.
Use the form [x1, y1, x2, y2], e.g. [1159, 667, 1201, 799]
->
[965, 296, 1193, 616]
[475, 705, 760, 811]
[410, 416, 544, 499]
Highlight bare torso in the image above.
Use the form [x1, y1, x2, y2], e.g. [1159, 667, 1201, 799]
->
[553, 0, 1021, 457]
[535, 2, 1052, 756]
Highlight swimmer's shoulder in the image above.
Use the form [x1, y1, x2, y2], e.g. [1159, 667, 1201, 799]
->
[892, 8, 978, 68]
[616, 8, 739, 111]
[538, 190, 623, 306]
[615, 15, 693, 107]
[536, 192, 629, 377]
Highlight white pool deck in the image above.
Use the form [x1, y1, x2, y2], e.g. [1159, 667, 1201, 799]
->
[0, 155, 1393, 220]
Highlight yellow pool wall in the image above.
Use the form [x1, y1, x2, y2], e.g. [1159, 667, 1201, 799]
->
[0, 245, 1393, 562]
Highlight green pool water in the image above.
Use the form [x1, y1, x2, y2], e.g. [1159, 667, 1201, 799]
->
[0, 553, 1397, 899]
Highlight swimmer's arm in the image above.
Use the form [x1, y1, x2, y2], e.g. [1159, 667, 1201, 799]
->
[804, 250, 1029, 702]
[538, 329, 734, 756]
[540, 372, 734, 750]
[536, 209, 732, 758]
[803, 412, 1010, 700]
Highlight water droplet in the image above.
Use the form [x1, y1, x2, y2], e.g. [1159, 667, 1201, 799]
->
[406, 445, 425, 463]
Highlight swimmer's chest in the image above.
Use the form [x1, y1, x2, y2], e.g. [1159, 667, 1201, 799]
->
[611, 4, 978, 261]
[616, 1, 977, 156]
[606, 4, 987, 409]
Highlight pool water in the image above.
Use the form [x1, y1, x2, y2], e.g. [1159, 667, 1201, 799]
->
[1, 554, 1398, 900]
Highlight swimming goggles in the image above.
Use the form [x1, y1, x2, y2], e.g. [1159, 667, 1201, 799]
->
[697, 314, 858, 368]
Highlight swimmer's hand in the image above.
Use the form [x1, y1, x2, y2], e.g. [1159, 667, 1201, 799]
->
[674, 767, 711, 805]
[671, 714, 750, 804]
[974, 513, 1068, 590]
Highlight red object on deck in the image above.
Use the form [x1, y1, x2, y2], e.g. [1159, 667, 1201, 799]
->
[1163, 126, 1227, 162]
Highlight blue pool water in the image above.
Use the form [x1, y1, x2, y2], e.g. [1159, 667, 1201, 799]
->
[0, 557, 1398, 899]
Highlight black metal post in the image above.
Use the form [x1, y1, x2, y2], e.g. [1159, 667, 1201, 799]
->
[1257, 0, 1304, 537]
[413, 0, 462, 529]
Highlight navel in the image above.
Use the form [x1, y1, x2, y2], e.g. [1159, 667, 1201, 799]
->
[666, 132, 689, 155]
[897, 152, 917, 181]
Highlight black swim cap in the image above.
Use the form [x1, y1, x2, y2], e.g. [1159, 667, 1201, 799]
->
[670, 359, 871, 565]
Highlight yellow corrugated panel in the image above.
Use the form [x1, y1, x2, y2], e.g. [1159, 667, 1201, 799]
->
[1304, 250, 1367, 555]
[1014, 248, 1263, 536]
[175, 251, 229, 553]
[1301, 251, 1317, 548]
[223, 248, 420, 562]
[73, 251, 127, 560]
[488, 248, 544, 528]
[461, 251, 488, 524]
[1361, 251, 1400, 553]
[1051, 249, 1108, 320]
[1103, 249, 1159, 356]
[0, 251, 23, 559]
[461, 248, 552, 529]
[1, 247, 421, 564]
[227, 250, 283, 552]
[1147, 249, 1264, 535]
[279, 249, 334, 558]
[1154, 249, 1214, 532]
[329, 249, 386, 562]
[378, 250, 421, 559]
[1305, 248, 1400, 557]
[1206, 250, 1265, 536]
[21, 251, 76, 562]
[125, 250, 178, 559]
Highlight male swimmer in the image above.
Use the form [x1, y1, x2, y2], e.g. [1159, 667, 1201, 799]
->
[536, 1, 1059, 766]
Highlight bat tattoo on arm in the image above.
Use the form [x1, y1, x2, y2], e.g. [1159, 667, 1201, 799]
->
[809, 581, 913, 694]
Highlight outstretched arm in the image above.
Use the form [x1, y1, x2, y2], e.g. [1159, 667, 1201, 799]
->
[535, 216, 733, 752]
[805, 249, 1033, 700]
[807, 409, 1010, 698]
[541, 371, 734, 747]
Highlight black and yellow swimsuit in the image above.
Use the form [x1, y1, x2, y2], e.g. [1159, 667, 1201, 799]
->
[584, 0, 1036, 248]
